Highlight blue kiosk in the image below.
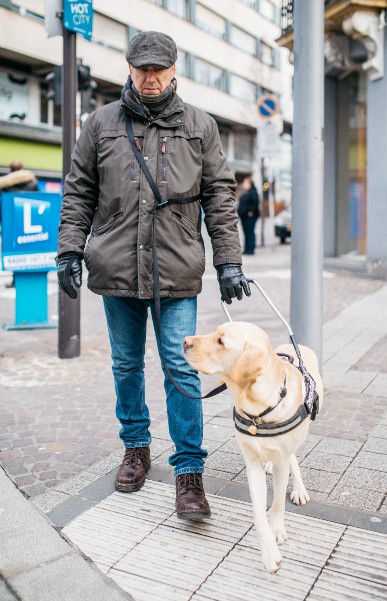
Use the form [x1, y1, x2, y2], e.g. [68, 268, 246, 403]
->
[1, 191, 61, 330]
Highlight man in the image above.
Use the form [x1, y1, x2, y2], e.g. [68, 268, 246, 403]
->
[57, 31, 250, 519]
[0, 160, 38, 287]
[237, 176, 260, 255]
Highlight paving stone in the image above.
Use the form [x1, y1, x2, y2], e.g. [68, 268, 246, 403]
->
[54, 470, 101, 494]
[365, 373, 387, 396]
[296, 467, 341, 494]
[30, 490, 70, 513]
[369, 424, 387, 439]
[8, 554, 130, 601]
[217, 436, 240, 454]
[352, 450, 387, 473]
[378, 499, 387, 515]
[205, 449, 246, 474]
[203, 423, 235, 442]
[328, 483, 384, 512]
[301, 450, 353, 474]
[363, 437, 387, 455]
[204, 467, 235, 480]
[313, 437, 363, 457]
[0, 580, 18, 600]
[340, 466, 387, 492]
[46, 495, 95, 528]
[327, 526, 387, 587]
[308, 569, 387, 601]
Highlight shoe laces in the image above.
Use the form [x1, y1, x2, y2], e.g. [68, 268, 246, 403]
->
[177, 473, 203, 494]
[123, 447, 147, 466]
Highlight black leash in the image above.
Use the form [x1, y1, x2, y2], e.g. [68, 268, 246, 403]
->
[124, 114, 227, 400]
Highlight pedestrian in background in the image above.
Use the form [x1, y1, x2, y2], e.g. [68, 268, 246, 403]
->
[56, 31, 250, 519]
[237, 176, 260, 255]
[0, 160, 38, 288]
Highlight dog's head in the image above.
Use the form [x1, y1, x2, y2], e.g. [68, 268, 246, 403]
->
[184, 321, 273, 386]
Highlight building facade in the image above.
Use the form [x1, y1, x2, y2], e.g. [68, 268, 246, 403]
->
[280, 0, 387, 279]
[0, 0, 292, 196]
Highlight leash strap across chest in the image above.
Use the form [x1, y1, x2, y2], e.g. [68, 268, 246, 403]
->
[124, 114, 227, 401]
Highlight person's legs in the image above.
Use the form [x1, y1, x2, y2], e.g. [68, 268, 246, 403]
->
[241, 218, 249, 254]
[150, 296, 207, 476]
[103, 296, 151, 448]
[151, 296, 210, 518]
[244, 216, 257, 254]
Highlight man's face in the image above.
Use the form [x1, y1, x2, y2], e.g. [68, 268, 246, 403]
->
[129, 64, 176, 95]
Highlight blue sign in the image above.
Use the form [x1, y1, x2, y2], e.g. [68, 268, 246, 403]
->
[257, 94, 279, 120]
[63, 0, 93, 41]
[1, 192, 61, 272]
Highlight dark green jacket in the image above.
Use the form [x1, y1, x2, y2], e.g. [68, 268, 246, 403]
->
[58, 93, 242, 298]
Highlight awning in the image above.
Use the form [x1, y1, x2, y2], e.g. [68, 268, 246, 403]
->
[0, 137, 62, 172]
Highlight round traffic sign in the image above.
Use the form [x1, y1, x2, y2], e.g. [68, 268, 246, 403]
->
[257, 94, 279, 120]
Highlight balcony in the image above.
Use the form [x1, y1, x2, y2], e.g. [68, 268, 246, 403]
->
[278, 0, 387, 50]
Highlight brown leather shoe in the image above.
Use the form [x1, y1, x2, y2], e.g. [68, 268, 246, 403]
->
[115, 447, 151, 492]
[175, 473, 211, 519]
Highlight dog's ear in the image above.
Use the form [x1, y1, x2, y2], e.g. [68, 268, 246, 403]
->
[231, 344, 265, 386]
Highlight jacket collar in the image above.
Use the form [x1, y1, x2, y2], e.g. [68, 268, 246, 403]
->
[121, 92, 185, 130]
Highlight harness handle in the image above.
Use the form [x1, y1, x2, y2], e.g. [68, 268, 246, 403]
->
[221, 279, 305, 373]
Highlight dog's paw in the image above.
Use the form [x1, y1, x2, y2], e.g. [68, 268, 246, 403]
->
[263, 461, 273, 475]
[290, 488, 310, 505]
[269, 516, 288, 545]
[261, 540, 283, 574]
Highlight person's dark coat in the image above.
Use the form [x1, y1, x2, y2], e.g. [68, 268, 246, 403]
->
[237, 187, 260, 220]
[58, 93, 242, 299]
[0, 170, 38, 193]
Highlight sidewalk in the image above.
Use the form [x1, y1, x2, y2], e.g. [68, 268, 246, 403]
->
[1, 243, 387, 600]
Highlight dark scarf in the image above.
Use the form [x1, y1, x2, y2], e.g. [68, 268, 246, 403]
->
[121, 76, 177, 121]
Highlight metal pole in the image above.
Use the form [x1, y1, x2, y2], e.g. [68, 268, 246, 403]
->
[290, 0, 324, 366]
[58, 27, 80, 359]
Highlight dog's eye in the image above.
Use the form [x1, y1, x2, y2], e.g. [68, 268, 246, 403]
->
[217, 337, 224, 346]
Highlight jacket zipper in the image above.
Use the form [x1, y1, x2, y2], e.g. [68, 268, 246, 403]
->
[161, 137, 168, 182]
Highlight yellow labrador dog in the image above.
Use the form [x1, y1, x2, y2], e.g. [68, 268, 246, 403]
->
[184, 321, 323, 574]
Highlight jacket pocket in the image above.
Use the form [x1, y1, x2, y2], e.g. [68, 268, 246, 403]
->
[171, 209, 200, 240]
[92, 209, 123, 236]
[160, 136, 168, 182]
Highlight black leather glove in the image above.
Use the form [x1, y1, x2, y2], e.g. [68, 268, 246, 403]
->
[57, 252, 83, 299]
[216, 264, 251, 305]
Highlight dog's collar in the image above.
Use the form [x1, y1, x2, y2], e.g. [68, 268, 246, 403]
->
[233, 360, 319, 437]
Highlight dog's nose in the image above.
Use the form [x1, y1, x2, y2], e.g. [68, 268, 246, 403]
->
[183, 337, 194, 351]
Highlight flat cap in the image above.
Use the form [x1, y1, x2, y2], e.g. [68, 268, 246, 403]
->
[126, 31, 177, 69]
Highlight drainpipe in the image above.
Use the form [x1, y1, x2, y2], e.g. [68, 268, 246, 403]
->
[290, 0, 325, 366]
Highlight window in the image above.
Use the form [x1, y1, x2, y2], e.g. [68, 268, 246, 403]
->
[194, 59, 225, 90]
[93, 13, 127, 51]
[195, 4, 226, 39]
[176, 50, 188, 76]
[230, 26, 256, 54]
[260, 0, 275, 21]
[234, 132, 254, 164]
[229, 74, 256, 102]
[260, 42, 274, 66]
[165, 0, 188, 18]
[240, 0, 257, 8]
[128, 26, 141, 42]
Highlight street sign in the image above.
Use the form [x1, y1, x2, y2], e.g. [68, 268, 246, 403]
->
[258, 121, 279, 158]
[63, 0, 93, 41]
[257, 94, 279, 121]
[1, 192, 61, 271]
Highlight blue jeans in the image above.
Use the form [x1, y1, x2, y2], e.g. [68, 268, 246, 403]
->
[102, 296, 207, 476]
